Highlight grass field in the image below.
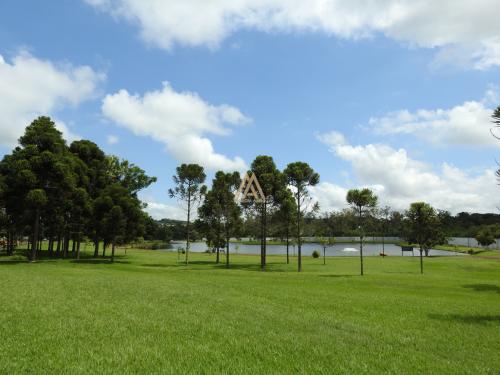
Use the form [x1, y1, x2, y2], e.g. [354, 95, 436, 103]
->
[1, 249, 499, 374]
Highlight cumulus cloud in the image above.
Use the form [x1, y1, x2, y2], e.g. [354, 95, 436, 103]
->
[368, 90, 500, 148]
[143, 200, 185, 220]
[85, 0, 500, 69]
[101, 82, 249, 171]
[0, 52, 104, 147]
[315, 131, 498, 214]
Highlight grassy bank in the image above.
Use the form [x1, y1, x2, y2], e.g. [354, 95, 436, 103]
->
[1, 249, 499, 374]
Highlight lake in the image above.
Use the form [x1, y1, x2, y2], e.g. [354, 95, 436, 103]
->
[165, 241, 464, 257]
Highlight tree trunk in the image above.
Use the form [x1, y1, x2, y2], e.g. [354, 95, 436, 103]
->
[48, 238, 53, 257]
[226, 233, 230, 269]
[93, 238, 99, 257]
[102, 243, 107, 257]
[76, 239, 81, 260]
[63, 235, 70, 259]
[111, 242, 115, 262]
[56, 234, 61, 257]
[216, 247, 220, 264]
[263, 201, 267, 268]
[286, 225, 290, 264]
[297, 192, 302, 272]
[420, 247, 424, 274]
[6, 230, 13, 256]
[323, 246, 326, 265]
[260, 203, 266, 270]
[71, 239, 76, 257]
[30, 208, 40, 262]
[186, 187, 191, 266]
[359, 209, 364, 276]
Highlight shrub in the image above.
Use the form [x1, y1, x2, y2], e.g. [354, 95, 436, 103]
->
[312, 250, 320, 258]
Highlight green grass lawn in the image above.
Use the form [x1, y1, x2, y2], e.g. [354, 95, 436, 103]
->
[1, 249, 499, 374]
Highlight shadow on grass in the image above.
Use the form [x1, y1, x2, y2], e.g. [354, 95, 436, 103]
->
[429, 313, 500, 324]
[319, 274, 358, 278]
[140, 260, 290, 272]
[463, 284, 500, 293]
[70, 258, 130, 265]
[0, 260, 28, 265]
[141, 263, 176, 268]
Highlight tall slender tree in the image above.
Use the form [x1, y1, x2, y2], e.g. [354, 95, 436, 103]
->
[346, 188, 378, 276]
[250, 156, 285, 269]
[273, 189, 296, 264]
[492, 106, 500, 181]
[283, 162, 319, 272]
[168, 164, 207, 265]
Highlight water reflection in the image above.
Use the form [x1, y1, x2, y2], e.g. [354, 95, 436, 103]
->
[164, 242, 463, 257]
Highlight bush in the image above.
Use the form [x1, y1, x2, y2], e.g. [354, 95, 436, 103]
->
[312, 250, 320, 258]
[178, 247, 186, 254]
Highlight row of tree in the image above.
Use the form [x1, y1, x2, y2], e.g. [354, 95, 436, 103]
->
[0, 117, 156, 261]
[168, 156, 478, 274]
[168, 156, 320, 271]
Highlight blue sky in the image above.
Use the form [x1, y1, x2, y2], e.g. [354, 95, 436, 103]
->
[1, 0, 499, 216]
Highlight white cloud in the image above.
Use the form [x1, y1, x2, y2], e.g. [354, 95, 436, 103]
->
[309, 182, 348, 212]
[101, 82, 249, 171]
[107, 134, 119, 145]
[368, 90, 500, 148]
[143, 201, 185, 220]
[316, 131, 498, 214]
[85, 0, 500, 69]
[0, 51, 104, 147]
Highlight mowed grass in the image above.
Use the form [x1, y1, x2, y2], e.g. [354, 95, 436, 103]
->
[1, 250, 499, 374]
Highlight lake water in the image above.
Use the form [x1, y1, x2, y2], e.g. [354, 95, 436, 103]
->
[165, 241, 464, 257]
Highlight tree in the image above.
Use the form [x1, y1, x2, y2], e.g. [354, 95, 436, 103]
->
[250, 156, 285, 269]
[492, 106, 500, 181]
[346, 188, 378, 276]
[70, 140, 108, 257]
[283, 162, 319, 272]
[405, 202, 444, 274]
[475, 227, 496, 247]
[212, 171, 242, 268]
[0, 117, 78, 259]
[168, 164, 207, 265]
[198, 171, 242, 267]
[273, 190, 296, 264]
[378, 206, 391, 256]
[93, 184, 144, 261]
[26, 189, 47, 261]
[318, 236, 335, 265]
[106, 155, 157, 196]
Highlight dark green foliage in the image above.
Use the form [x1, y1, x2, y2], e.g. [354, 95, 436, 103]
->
[476, 227, 496, 247]
[312, 250, 320, 258]
[106, 155, 157, 195]
[168, 163, 207, 264]
[283, 161, 320, 272]
[197, 170, 242, 267]
[404, 202, 446, 274]
[0, 117, 156, 260]
[249, 155, 286, 269]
